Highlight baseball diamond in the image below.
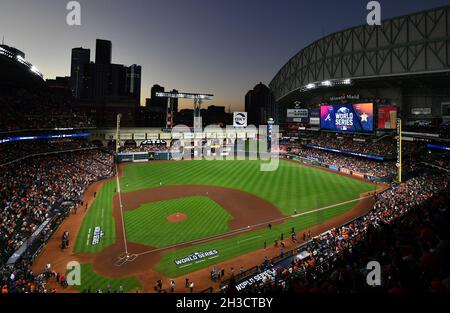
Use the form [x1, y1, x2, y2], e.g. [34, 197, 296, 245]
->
[31, 158, 379, 291]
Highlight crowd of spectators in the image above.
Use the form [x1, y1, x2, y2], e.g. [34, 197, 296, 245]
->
[294, 146, 398, 177]
[0, 88, 95, 132]
[0, 148, 114, 267]
[0, 259, 50, 293]
[0, 128, 447, 293]
[119, 144, 170, 153]
[421, 150, 450, 169]
[0, 139, 98, 165]
[287, 137, 434, 178]
[310, 133, 396, 157]
[231, 171, 450, 293]
[403, 121, 450, 139]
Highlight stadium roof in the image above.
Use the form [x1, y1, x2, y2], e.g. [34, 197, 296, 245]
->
[270, 5, 450, 102]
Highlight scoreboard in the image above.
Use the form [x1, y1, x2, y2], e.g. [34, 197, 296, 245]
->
[320, 103, 374, 133]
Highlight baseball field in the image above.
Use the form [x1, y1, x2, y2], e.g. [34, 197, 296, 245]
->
[34, 159, 378, 292]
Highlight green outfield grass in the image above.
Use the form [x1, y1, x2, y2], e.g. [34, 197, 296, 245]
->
[156, 200, 355, 277]
[71, 264, 141, 293]
[74, 159, 376, 282]
[124, 196, 233, 247]
[120, 159, 375, 216]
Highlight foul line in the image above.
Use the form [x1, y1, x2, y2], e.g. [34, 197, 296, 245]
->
[86, 228, 91, 246]
[291, 196, 371, 218]
[132, 194, 374, 257]
[237, 235, 262, 244]
[115, 163, 129, 254]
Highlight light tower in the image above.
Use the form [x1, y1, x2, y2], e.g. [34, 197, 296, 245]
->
[155, 91, 213, 130]
[116, 113, 122, 153]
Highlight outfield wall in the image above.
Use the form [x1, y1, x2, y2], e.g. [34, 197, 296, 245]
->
[285, 154, 393, 183]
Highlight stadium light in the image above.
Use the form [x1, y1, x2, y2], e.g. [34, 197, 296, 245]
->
[30, 65, 43, 77]
[298, 78, 353, 93]
[0, 47, 44, 79]
[342, 78, 352, 85]
[155, 91, 214, 130]
[155, 91, 213, 100]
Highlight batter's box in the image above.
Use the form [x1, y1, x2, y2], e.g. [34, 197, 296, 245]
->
[115, 253, 138, 266]
[126, 253, 137, 262]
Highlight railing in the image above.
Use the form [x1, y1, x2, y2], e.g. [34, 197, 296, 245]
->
[421, 161, 450, 173]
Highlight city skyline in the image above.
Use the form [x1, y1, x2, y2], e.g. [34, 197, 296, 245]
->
[1, 0, 449, 111]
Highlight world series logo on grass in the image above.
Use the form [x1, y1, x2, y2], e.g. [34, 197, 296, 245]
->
[91, 226, 104, 245]
[174, 249, 219, 266]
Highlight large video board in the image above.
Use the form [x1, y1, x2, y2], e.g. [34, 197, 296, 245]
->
[320, 103, 373, 133]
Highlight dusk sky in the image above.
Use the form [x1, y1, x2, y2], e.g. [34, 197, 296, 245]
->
[1, 0, 449, 110]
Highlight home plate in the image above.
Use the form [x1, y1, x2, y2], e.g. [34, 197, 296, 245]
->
[115, 253, 138, 266]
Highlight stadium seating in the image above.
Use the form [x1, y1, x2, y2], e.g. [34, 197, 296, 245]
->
[0, 147, 114, 267]
[309, 133, 396, 157]
[1, 85, 449, 294]
[0, 88, 95, 132]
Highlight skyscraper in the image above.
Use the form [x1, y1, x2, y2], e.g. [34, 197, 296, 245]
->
[95, 39, 112, 65]
[74, 39, 141, 107]
[70, 47, 90, 98]
[127, 64, 142, 105]
[150, 84, 166, 109]
[110, 64, 127, 97]
[143, 84, 166, 127]
[245, 82, 274, 126]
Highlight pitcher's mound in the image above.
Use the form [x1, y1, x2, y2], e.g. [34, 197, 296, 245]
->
[166, 212, 188, 223]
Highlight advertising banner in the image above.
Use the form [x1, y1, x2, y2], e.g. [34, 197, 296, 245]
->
[378, 107, 398, 129]
[287, 109, 308, 123]
[233, 112, 248, 127]
[159, 133, 172, 140]
[353, 172, 364, 178]
[147, 133, 159, 139]
[411, 107, 432, 116]
[133, 133, 146, 140]
[309, 108, 320, 125]
[119, 133, 133, 140]
[328, 165, 340, 171]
